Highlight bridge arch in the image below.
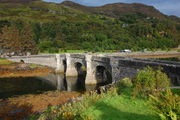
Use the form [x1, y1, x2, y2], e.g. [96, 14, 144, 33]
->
[94, 65, 112, 85]
[63, 59, 67, 73]
[74, 62, 85, 75]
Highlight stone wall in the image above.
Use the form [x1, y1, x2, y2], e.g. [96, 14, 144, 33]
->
[113, 57, 180, 85]
[7, 55, 57, 68]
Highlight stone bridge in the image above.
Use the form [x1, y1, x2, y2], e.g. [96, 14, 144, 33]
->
[7, 54, 180, 85]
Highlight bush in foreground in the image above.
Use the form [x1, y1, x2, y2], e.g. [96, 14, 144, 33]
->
[36, 89, 117, 120]
[29, 67, 179, 120]
[149, 89, 180, 120]
[132, 66, 170, 98]
[118, 77, 133, 88]
[131, 66, 180, 120]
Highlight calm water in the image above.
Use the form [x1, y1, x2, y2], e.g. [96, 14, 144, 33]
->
[0, 73, 96, 99]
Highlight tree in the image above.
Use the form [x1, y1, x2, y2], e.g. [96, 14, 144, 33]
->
[0, 26, 22, 54]
[55, 33, 66, 49]
[21, 25, 37, 55]
[0, 25, 37, 55]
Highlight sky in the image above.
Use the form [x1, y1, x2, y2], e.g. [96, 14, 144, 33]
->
[43, 0, 180, 17]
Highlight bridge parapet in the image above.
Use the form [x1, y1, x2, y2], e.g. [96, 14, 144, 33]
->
[70, 54, 86, 59]
[7, 55, 57, 68]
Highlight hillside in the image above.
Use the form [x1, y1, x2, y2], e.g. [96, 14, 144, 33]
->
[61, 1, 179, 22]
[0, 0, 39, 4]
[0, 0, 179, 22]
[0, 0, 179, 53]
[0, 0, 91, 22]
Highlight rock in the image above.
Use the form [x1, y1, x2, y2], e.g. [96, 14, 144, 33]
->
[15, 63, 31, 70]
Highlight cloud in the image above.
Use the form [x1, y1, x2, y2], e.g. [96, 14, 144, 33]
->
[43, 0, 180, 17]
[152, 1, 180, 17]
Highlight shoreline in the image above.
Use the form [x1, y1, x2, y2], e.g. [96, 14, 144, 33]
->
[0, 91, 81, 120]
[0, 61, 54, 78]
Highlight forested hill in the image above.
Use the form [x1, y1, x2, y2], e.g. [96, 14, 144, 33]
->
[61, 1, 167, 19]
[0, 0, 180, 54]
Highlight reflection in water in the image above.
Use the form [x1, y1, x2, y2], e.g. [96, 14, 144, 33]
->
[66, 76, 78, 92]
[57, 75, 66, 91]
[35, 73, 86, 92]
[0, 73, 92, 99]
[0, 64, 114, 98]
[0, 77, 56, 98]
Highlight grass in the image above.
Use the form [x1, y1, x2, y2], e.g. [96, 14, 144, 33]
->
[35, 87, 160, 120]
[40, 49, 116, 54]
[172, 89, 180, 96]
[58, 50, 87, 53]
[0, 58, 13, 64]
[82, 88, 159, 120]
[0, 58, 6, 60]
[29, 64, 42, 69]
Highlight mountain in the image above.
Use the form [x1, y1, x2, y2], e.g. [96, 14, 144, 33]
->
[61, 1, 179, 21]
[0, 0, 179, 22]
[0, 0, 179, 52]
[0, 0, 39, 4]
[169, 15, 180, 23]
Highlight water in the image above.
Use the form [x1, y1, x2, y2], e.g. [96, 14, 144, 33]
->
[0, 73, 94, 99]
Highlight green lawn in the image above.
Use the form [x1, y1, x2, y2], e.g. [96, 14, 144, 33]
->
[83, 88, 160, 120]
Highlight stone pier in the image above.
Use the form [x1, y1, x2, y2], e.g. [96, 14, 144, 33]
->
[65, 53, 78, 77]
[55, 54, 65, 73]
[85, 55, 97, 85]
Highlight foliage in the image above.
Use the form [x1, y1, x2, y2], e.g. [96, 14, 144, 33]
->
[132, 67, 170, 98]
[149, 89, 180, 120]
[0, 0, 179, 53]
[36, 87, 159, 120]
[171, 89, 180, 96]
[0, 25, 37, 55]
[118, 77, 133, 88]
[83, 88, 159, 120]
[37, 88, 117, 120]
[34, 85, 160, 120]
[116, 77, 133, 94]
[29, 67, 177, 120]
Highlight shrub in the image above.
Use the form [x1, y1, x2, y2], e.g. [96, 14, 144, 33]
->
[132, 67, 170, 98]
[118, 77, 133, 88]
[37, 88, 118, 120]
[149, 89, 180, 120]
[48, 48, 59, 53]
